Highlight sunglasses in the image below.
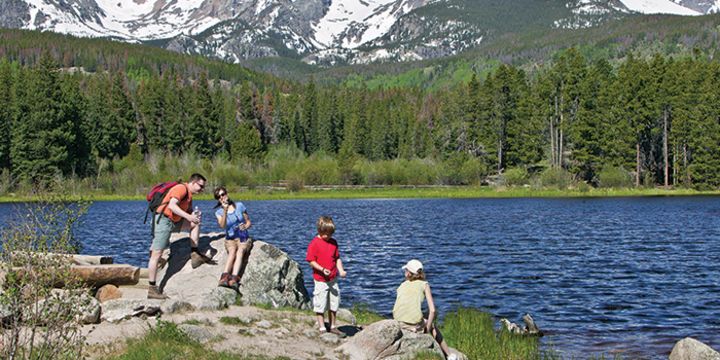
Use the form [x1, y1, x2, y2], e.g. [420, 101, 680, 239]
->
[217, 192, 226, 197]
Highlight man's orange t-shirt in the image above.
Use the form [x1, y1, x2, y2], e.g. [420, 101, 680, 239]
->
[156, 184, 192, 223]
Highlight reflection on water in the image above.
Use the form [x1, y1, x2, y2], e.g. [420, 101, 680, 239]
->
[1, 196, 719, 359]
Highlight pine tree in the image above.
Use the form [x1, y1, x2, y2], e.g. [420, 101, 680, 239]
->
[0, 60, 13, 170]
[11, 54, 77, 186]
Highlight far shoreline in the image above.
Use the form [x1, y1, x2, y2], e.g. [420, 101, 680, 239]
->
[1, 185, 718, 203]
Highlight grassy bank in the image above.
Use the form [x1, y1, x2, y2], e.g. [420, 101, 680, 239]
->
[1, 185, 718, 203]
[103, 306, 621, 360]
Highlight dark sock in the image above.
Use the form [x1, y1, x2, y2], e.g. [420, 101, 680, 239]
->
[191, 247, 199, 253]
[149, 281, 156, 286]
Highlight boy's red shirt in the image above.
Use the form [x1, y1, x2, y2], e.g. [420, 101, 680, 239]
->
[306, 235, 339, 282]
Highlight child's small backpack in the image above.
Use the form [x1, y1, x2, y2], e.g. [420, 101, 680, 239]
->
[144, 181, 187, 224]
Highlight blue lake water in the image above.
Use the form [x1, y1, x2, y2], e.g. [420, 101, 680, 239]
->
[1, 196, 719, 359]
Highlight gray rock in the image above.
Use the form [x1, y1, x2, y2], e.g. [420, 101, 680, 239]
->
[154, 234, 309, 312]
[337, 319, 465, 360]
[29, 289, 100, 325]
[320, 331, 342, 344]
[178, 324, 214, 343]
[101, 298, 178, 323]
[197, 287, 237, 311]
[336, 320, 403, 360]
[236, 240, 311, 309]
[669, 337, 720, 360]
[336, 307, 357, 325]
[256, 320, 273, 328]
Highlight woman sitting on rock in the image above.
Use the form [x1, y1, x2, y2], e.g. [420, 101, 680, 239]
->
[213, 186, 252, 289]
[393, 259, 457, 360]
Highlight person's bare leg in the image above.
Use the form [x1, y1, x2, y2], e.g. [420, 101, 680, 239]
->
[329, 310, 337, 329]
[431, 327, 451, 357]
[224, 248, 236, 274]
[189, 220, 200, 248]
[316, 313, 326, 331]
[148, 250, 164, 283]
[232, 244, 249, 276]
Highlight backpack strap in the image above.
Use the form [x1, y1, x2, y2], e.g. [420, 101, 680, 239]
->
[155, 184, 191, 225]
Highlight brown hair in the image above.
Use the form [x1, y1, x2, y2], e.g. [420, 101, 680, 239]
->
[317, 216, 336, 236]
[407, 269, 426, 281]
[212, 185, 234, 209]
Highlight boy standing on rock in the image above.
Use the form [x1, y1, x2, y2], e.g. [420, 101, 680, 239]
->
[306, 216, 347, 335]
[147, 173, 214, 299]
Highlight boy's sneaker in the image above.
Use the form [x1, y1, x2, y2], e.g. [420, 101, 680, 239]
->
[147, 285, 168, 300]
[447, 354, 458, 360]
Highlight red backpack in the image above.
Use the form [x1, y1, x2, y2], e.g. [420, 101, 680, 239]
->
[144, 181, 188, 224]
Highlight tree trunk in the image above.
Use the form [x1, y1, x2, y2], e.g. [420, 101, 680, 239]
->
[550, 116, 555, 168]
[636, 143, 641, 187]
[684, 143, 689, 185]
[1, 264, 140, 288]
[663, 109, 669, 188]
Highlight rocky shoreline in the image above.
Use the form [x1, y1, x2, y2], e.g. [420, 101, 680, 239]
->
[78, 232, 467, 359]
[8, 231, 716, 359]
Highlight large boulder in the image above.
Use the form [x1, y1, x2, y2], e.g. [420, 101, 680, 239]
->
[236, 240, 310, 309]
[669, 337, 720, 360]
[99, 233, 309, 322]
[336, 319, 449, 360]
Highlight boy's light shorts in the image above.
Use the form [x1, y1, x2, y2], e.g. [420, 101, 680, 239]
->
[313, 279, 340, 313]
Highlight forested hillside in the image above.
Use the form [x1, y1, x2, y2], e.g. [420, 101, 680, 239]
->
[1, 29, 720, 194]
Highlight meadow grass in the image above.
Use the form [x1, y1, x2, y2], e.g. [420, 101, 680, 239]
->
[350, 303, 386, 325]
[108, 321, 288, 360]
[440, 307, 549, 360]
[1, 186, 716, 203]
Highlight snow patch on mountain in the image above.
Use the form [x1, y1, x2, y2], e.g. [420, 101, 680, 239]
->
[620, 0, 701, 15]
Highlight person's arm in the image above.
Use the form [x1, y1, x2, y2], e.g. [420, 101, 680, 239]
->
[216, 207, 228, 228]
[336, 258, 346, 278]
[309, 260, 331, 276]
[424, 283, 436, 333]
[240, 211, 251, 230]
[167, 197, 197, 223]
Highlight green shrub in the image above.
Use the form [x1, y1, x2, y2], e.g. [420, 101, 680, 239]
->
[539, 167, 573, 189]
[503, 167, 529, 186]
[597, 166, 633, 188]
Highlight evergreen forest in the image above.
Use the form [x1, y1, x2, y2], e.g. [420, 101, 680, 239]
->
[2, 29, 720, 194]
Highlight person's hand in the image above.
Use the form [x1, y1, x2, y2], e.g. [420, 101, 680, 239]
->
[221, 201, 229, 210]
[189, 214, 201, 224]
[322, 268, 331, 276]
[339, 270, 347, 278]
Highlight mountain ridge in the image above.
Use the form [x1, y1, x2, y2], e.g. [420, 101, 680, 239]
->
[1, 0, 718, 66]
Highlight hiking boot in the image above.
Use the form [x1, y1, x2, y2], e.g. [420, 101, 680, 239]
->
[147, 285, 169, 300]
[190, 251, 213, 269]
[218, 273, 230, 288]
[227, 275, 240, 290]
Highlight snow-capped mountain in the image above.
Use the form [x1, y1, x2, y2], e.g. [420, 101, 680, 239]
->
[1, 0, 718, 66]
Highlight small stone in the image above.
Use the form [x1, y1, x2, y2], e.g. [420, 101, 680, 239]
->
[256, 320, 272, 328]
[320, 332, 341, 344]
[178, 324, 214, 343]
[95, 284, 122, 303]
[336, 308, 357, 325]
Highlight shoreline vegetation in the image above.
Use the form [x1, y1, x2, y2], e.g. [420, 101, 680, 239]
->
[0, 186, 718, 203]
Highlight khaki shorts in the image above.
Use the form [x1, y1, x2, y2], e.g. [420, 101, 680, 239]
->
[312, 279, 340, 313]
[151, 214, 184, 251]
[400, 319, 427, 333]
[225, 238, 253, 253]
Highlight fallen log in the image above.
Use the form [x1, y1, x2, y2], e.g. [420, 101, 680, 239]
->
[0, 264, 139, 288]
[10, 251, 113, 265]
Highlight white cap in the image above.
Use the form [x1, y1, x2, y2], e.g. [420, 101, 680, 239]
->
[402, 259, 423, 274]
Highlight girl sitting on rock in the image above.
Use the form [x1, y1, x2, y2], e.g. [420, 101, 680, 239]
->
[213, 186, 252, 289]
[392, 259, 457, 360]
